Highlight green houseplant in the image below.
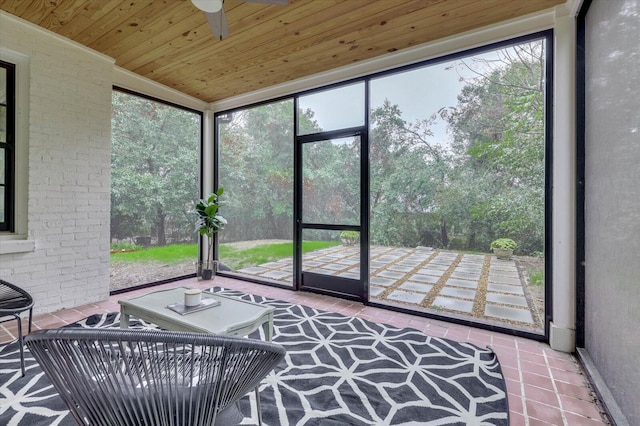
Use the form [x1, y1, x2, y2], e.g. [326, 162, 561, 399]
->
[194, 188, 227, 280]
[490, 238, 517, 260]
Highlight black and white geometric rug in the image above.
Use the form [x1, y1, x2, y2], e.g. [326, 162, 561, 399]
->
[0, 288, 509, 425]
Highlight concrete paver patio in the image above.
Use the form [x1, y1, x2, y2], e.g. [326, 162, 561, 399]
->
[237, 244, 543, 332]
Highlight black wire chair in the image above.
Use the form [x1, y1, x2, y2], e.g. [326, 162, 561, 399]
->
[0, 279, 34, 376]
[26, 328, 286, 426]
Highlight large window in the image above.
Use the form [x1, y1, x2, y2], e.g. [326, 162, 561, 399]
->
[369, 36, 549, 334]
[215, 32, 551, 337]
[217, 100, 294, 285]
[0, 60, 15, 232]
[110, 89, 202, 292]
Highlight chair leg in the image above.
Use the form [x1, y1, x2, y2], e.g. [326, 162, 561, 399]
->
[255, 387, 263, 426]
[15, 314, 25, 377]
[28, 308, 33, 334]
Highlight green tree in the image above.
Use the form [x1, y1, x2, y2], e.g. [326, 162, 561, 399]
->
[443, 41, 546, 254]
[111, 91, 200, 245]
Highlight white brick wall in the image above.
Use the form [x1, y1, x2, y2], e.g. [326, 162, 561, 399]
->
[0, 12, 114, 313]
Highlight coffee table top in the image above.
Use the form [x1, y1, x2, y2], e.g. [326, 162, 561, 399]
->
[118, 287, 274, 337]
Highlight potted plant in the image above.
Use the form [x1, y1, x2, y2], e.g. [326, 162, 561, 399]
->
[490, 238, 517, 260]
[340, 230, 359, 246]
[194, 188, 227, 280]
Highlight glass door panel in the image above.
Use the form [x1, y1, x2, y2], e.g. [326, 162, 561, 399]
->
[302, 136, 360, 225]
[298, 134, 364, 300]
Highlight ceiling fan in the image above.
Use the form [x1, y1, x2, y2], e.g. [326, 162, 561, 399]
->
[192, 0, 289, 40]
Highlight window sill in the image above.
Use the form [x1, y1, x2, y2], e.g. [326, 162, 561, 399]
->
[0, 238, 36, 255]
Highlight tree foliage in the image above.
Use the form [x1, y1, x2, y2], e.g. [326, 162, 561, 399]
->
[111, 91, 200, 245]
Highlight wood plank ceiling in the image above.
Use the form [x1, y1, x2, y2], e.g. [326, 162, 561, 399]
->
[1, 0, 564, 103]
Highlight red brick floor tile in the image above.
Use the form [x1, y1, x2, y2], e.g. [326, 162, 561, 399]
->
[555, 380, 594, 401]
[524, 384, 560, 407]
[508, 392, 525, 415]
[509, 411, 527, 425]
[521, 371, 555, 391]
[564, 411, 607, 425]
[547, 355, 580, 372]
[520, 359, 551, 377]
[560, 394, 603, 419]
[519, 350, 547, 365]
[553, 368, 588, 387]
[525, 400, 564, 424]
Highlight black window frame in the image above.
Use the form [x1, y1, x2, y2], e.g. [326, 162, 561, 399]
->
[0, 60, 16, 233]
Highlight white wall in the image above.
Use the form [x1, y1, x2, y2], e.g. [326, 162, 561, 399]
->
[0, 12, 114, 313]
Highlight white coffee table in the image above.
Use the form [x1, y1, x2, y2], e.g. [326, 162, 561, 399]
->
[118, 286, 276, 425]
[118, 287, 274, 341]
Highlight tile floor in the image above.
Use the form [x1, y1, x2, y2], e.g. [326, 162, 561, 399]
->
[0, 276, 608, 425]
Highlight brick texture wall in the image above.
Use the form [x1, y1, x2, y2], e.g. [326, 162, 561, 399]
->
[0, 13, 114, 313]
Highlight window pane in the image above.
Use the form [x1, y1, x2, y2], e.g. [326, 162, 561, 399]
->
[369, 38, 547, 334]
[0, 186, 4, 224]
[0, 148, 4, 185]
[218, 100, 294, 286]
[297, 82, 365, 135]
[110, 91, 201, 291]
[302, 136, 360, 225]
[302, 228, 359, 279]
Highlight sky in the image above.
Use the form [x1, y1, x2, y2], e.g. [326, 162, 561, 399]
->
[298, 48, 509, 146]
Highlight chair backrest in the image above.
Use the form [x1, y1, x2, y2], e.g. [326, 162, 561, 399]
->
[26, 328, 285, 426]
[0, 279, 34, 316]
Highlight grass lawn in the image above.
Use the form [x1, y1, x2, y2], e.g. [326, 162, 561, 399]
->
[110, 241, 340, 270]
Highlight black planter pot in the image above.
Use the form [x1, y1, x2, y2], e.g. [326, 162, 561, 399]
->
[201, 269, 214, 280]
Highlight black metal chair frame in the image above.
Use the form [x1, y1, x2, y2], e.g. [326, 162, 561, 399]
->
[0, 279, 34, 376]
[26, 327, 286, 426]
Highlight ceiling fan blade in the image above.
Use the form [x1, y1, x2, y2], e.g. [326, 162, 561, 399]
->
[244, 0, 288, 5]
[205, 10, 229, 39]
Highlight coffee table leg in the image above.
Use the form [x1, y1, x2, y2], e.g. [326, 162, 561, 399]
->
[262, 318, 273, 341]
[120, 307, 130, 329]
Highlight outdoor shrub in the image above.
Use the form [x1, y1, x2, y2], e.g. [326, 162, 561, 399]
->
[490, 238, 517, 251]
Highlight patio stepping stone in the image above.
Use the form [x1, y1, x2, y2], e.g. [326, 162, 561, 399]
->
[487, 283, 524, 295]
[454, 267, 482, 274]
[439, 287, 476, 300]
[400, 282, 433, 293]
[462, 254, 485, 261]
[370, 277, 396, 287]
[260, 262, 287, 269]
[321, 263, 348, 271]
[388, 265, 414, 273]
[408, 274, 439, 284]
[315, 256, 339, 263]
[396, 261, 422, 267]
[487, 276, 521, 286]
[335, 259, 359, 266]
[417, 268, 445, 278]
[486, 293, 529, 307]
[237, 267, 267, 274]
[378, 271, 405, 279]
[489, 271, 520, 279]
[431, 296, 474, 314]
[388, 290, 425, 304]
[424, 263, 450, 271]
[485, 304, 533, 324]
[450, 271, 481, 281]
[369, 286, 385, 297]
[261, 270, 290, 280]
[302, 261, 323, 267]
[445, 278, 478, 289]
[338, 272, 359, 279]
